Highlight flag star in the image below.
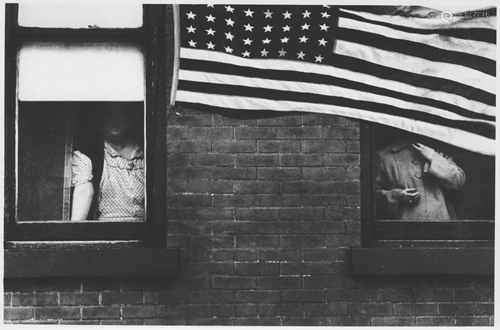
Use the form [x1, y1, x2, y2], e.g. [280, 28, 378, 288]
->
[244, 24, 254, 31]
[282, 25, 291, 32]
[186, 25, 196, 33]
[206, 28, 216, 36]
[225, 5, 234, 13]
[299, 35, 309, 43]
[283, 11, 292, 19]
[224, 46, 233, 53]
[318, 38, 328, 46]
[319, 24, 329, 31]
[323, 5, 331, 8]
[206, 14, 216, 22]
[297, 51, 306, 60]
[207, 4, 214, 7]
[262, 38, 271, 44]
[206, 42, 215, 49]
[244, 8, 254, 17]
[225, 18, 235, 26]
[302, 10, 311, 18]
[264, 9, 273, 18]
[225, 32, 234, 41]
[263, 25, 273, 32]
[243, 38, 253, 45]
[186, 11, 196, 19]
[261, 49, 269, 57]
[301, 23, 310, 30]
[281, 36, 289, 43]
[321, 12, 331, 18]
[188, 40, 197, 47]
[242, 51, 251, 57]
[278, 48, 287, 57]
[315, 55, 324, 62]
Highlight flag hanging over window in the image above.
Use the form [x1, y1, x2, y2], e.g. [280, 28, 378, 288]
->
[172, 5, 496, 155]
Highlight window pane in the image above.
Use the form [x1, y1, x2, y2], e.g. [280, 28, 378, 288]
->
[18, 42, 145, 102]
[17, 102, 146, 222]
[18, 4, 142, 28]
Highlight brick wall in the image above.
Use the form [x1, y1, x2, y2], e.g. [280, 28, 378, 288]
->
[4, 108, 494, 325]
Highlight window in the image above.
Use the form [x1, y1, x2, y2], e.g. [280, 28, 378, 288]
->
[353, 123, 494, 274]
[5, 4, 175, 276]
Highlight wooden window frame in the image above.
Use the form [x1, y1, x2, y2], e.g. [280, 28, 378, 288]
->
[4, 4, 176, 277]
[352, 123, 494, 274]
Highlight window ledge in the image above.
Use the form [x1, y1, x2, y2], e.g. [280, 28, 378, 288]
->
[351, 247, 493, 274]
[4, 247, 178, 277]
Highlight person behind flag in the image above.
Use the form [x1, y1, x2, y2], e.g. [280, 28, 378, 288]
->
[375, 133, 465, 220]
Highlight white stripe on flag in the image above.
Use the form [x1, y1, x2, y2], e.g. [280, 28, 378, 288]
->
[179, 69, 493, 126]
[181, 48, 495, 117]
[338, 17, 496, 60]
[175, 90, 495, 156]
[335, 40, 495, 95]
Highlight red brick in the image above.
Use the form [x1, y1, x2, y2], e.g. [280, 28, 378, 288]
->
[236, 154, 279, 167]
[280, 207, 324, 221]
[326, 316, 370, 326]
[415, 288, 454, 302]
[213, 194, 259, 207]
[259, 303, 303, 317]
[301, 221, 345, 234]
[167, 140, 211, 153]
[282, 317, 326, 326]
[213, 304, 236, 317]
[236, 317, 281, 326]
[213, 167, 256, 179]
[167, 194, 212, 207]
[280, 154, 323, 166]
[325, 233, 361, 247]
[82, 306, 120, 319]
[166, 126, 188, 139]
[35, 307, 80, 320]
[455, 316, 490, 326]
[235, 235, 279, 248]
[236, 208, 280, 221]
[454, 288, 490, 301]
[189, 304, 213, 317]
[302, 140, 346, 153]
[416, 316, 455, 326]
[439, 302, 493, 315]
[280, 235, 325, 248]
[235, 290, 280, 303]
[278, 127, 323, 139]
[167, 304, 190, 318]
[101, 292, 143, 305]
[281, 262, 325, 276]
[323, 127, 359, 140]
[303, 114, 344, 126]
[393, 303, 439, 316]
[212, 276, 258, 289]
[60, 293, 99, 306]
[122, 305, 167, 318]
[168, 113, 212, 126]
[190, 317, 235, 325]
[4, 293, 11, 306]
[257, 115, 301, 126]
[212, 140, 256, 153]
[190, 154, 234, 167]
[189, 290, 235, 304]
[303, 276, 346, 288]
[258, 140, 301, 153]
[280, 289, 325, 303]
[325, 262, 349, 274]
[348, 303, 393, 316]
[212, 249, 258, 262]
[304, 303, 348, 316]
[4, 307, 34, 320]
[302, 167, 346, 180]
[167, 154, 189, 167]
[257, 194, 301, 207]
[371, 317, 416, 326]
[326, 207, 360, 220]
[259, 249, 302, 262]
[100, 319, 143, 325]
[303, 249, 346, 262]
[60, 320, 101, 325]
[212, 221, 258, 235]
[346, 140, 360, 153]
[258, 276, 302, 289]
[234, 180, 279, 194]
[235, 127, 278, 139]
[257, 221, 301, 234]
[235, 263, 280, 276]
[257, 167, 301, 180]
[146, 318, 188, 325]
[188, 127, 233, 139]
[281, 181, 357, 194]
[213, 114, 257, 126]
[236, 304, 258, 317]
[324, 154, 360, 166]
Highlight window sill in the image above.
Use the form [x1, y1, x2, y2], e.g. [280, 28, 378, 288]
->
[4, 246, 178, 277]
[351, 247, 493, 274]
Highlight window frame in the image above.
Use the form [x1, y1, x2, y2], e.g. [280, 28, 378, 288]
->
[4, 4, 169, 248]
[353, 123, 494, 274]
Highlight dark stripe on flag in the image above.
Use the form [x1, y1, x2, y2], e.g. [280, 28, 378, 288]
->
[177, 80, 495, 139]
[339, 9, 497, 44]
[180, 58, 495, 122]
[336, 28, 496, 76]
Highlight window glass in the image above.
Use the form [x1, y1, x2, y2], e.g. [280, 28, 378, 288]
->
[18, 4, 143, 29]
[373, 125, 494, 221]
[18, 42, 145, 101]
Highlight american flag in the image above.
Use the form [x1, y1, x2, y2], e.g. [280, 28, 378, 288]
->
[173, 5, 496, 155]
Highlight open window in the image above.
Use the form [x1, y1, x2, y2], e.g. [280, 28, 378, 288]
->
[5, 4, 175, 277]
[353, 123, 494, 274]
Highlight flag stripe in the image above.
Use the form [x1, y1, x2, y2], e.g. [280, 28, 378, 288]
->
[181, 49, 495, 119]
[336, 40, 495, 94]
[176, 91, 496, 156]
[340, 8, 496, 40]
[177, 80, 495, 139]
[339, 16, 496, 62]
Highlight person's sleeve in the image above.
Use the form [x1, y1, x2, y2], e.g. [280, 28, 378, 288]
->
[71, 151, 93, 186]
[427, 153, 466, 190]
[374, 153, 403, 219]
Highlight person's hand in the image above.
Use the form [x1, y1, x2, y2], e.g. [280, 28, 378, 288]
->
[412, 143, 435, 161]
[399, 188, 420, 206]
